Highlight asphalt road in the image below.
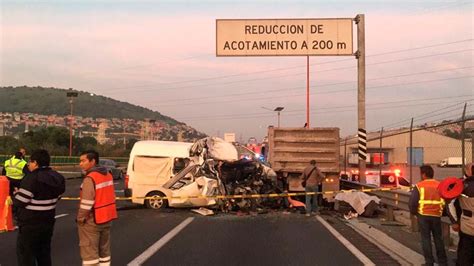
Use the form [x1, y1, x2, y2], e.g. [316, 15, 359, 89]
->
[0, 178, 392, 266]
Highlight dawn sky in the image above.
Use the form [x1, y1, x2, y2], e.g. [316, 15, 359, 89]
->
[1, 0, 473, 142]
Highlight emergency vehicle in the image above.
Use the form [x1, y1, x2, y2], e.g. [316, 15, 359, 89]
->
[343, 168, 410, 190]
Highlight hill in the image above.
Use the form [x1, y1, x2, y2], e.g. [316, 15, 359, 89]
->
[0, 86, 179, 124]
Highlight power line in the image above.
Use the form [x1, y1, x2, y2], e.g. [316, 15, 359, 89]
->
[384, 105, 472, 131]
[342, 116, 474, 145]
[141, 66, 473, 104]
[151, 75, 473, 108]
[109, 48, 473, 94]
[97, 40, 473, 92]
[372, 101, 471, 131]
[178, 95, 474, 120]
[177, 98, 474, 122]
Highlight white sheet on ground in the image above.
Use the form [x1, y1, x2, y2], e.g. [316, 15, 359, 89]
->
[335, 192, 380, 215]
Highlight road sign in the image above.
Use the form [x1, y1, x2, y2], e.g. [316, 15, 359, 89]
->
[216, 18, 353, 56]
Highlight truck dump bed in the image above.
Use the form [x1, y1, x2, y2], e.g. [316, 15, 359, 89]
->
[268, 127, 340, 174]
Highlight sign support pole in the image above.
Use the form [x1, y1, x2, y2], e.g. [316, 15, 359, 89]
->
[356, 14, 367, 183]
[306, 55, 310, 128]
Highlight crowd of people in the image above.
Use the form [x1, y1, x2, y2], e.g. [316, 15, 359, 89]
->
[3, 149, 117, 266]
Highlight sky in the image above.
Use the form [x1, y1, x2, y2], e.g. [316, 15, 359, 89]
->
[1, 0, 473, 142]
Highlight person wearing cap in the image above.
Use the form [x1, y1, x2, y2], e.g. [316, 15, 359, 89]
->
[409, 165, 447, 266]
[451, 163, 474, 265]
[2, 151, 29, 198]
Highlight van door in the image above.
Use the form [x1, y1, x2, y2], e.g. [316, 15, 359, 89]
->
[133, 156, 173, 186]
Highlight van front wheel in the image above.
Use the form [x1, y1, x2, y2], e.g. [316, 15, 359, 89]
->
[145, 191, 168, 210]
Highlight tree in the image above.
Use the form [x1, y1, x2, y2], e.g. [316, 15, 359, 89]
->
[74, 137, 98, 154]
[0, 136, 19, 155]
[19, 127, 70, 155]
[443, 129, 462, 140]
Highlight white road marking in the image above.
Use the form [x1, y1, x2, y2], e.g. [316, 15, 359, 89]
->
[345, 219, 424, 265]
[128, 217, 194, 266]
[55, 214, 69, 219]
[316, 216, 375, 266]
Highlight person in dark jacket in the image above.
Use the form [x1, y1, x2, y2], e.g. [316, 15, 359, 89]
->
[13, 149, 65, 266]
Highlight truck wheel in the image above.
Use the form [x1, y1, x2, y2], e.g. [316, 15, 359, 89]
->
[145, 191, 168, 210]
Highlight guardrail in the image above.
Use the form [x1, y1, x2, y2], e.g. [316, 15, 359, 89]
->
[340, 179, 411, 211]
[340, 179, 453, 246]
[0, 155, 129, 166]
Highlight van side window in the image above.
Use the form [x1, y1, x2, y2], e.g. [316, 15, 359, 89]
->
[173, 158, 186, 174]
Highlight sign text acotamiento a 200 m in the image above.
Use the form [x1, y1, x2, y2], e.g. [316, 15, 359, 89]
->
[216, 18, 354, 56]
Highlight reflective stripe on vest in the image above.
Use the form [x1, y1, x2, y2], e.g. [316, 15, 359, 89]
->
[5, 157, 27, 180]
[417, 179, 445, 217]
[87, 171, 117, 224]
[459, 196, 474, 236]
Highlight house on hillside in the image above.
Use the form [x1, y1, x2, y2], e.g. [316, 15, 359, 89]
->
[342, 129, 473, 166]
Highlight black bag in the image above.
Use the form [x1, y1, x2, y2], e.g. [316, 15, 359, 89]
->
[302, 167, 316, 188]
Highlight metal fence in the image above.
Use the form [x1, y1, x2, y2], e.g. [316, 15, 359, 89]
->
[341, 104, 474, 184]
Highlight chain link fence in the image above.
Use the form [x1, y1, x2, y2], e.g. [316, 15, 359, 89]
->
[341, 105, 473, 184]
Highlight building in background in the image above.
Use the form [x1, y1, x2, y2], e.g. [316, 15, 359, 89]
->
[342, 129, 473, 166]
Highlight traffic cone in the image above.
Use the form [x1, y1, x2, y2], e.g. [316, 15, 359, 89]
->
[0, 176, 14, 232]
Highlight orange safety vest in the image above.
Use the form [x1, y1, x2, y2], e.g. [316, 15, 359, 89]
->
[416, 179, 445, 217]
[81, 171, 117, 224]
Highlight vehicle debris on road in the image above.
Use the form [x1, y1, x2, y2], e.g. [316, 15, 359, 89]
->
[156, 137, 282, 213]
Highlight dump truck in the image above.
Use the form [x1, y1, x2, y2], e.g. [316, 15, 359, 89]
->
[267, 126, 340, 202]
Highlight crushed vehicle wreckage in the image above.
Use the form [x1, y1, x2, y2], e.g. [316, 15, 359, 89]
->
[148, 137, 283, 212]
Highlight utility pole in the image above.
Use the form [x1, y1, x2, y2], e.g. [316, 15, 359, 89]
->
[123, 125, 126, 150]
[67, 89, 78, 157]
[356, 14, 367, 183]
[461, 103, 467, 175]
[409, 118, 414, 185]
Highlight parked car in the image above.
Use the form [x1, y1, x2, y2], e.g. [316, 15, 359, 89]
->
[99, 159, 124, 180]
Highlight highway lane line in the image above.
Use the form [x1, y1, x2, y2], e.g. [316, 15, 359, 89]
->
[316, 216, 375, 266]
[55, 214, 69, 219]
[345, 219, 424, 265]
[127, 217, 195, 266]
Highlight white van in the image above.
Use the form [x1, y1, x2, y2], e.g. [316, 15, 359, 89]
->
[124, 140, 193, 208]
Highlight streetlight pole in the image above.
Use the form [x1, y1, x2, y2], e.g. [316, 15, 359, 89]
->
[67, 89, 78, 157]
[261, 106, 284, 127]
[274, 107, 284, 127]
[278, 111, 281, 127]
